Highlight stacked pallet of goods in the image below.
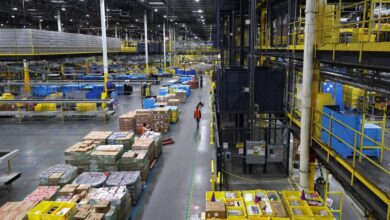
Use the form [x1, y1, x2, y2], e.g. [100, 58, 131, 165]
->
[119, 150, 150, 181]
[151, 108, 170, 133]
[90, 145, 124, 172]
[135, 109, 153, 134]
[132, 138, 156, 166]
[119, 111, 136, 131]
[64, 140, 100, 173]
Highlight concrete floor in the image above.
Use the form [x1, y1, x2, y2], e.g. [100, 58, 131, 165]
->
[0, 75, 384, 220]
[0, 78, 212, 220]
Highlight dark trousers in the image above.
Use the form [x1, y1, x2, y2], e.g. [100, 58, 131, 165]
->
[196, 118, 200, 129]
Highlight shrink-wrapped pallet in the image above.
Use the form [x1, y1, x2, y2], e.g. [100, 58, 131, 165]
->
[90, 145, 124, 172]
[132, 138, 155, 165]
[72, 172, 107, 188]
[39, 164, 78, 186]
[140, 131, 163, 158]
[64, 140, 100, 173]
[83, 131, 113, 145]
[119, 150, 149, 181]
[106, 171, 142, 206]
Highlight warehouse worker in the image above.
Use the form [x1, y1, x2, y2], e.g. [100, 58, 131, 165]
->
[141, 123, 150, 135]
[194, 106, 202, 130]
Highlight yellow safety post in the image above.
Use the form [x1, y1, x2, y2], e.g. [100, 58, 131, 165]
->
[23, 60, 30, 94]
[60, 63, 65, 76]
[210, 160, 215, 191]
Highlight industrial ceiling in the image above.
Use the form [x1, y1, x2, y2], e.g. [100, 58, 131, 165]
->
[0, 0, 215, 40]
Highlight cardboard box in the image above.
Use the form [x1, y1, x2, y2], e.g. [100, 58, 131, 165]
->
[271, 201, 288, 217]
[94, 201, 110, 213]
[73, 211, 90, 220]
[205, 201, 226, 219]
[85, 213, 105, 220]
[48, 172, 64, 185]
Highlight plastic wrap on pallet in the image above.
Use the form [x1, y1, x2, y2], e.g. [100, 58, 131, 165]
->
[23, 186, 60, 203]
[0, 201, 38, 220]
[87, 186, 131, 219]
[106, 171, 142, 206]
[108, 132, 135, 151]
[72, 172, 108, 187]
[141, 131, 163, 157]
[64, 140, 100, 173]
[39, 164, 78, 186]
[132, 138, 155, 165]
[83, 131, 113, 144]
[119, 150, 149, 181]
[90, 145, 124, 172]
[151, 108, 170, 133]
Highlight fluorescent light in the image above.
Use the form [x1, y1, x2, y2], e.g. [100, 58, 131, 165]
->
[163, 15, 167, 18]
[12, 7, 18, 11]
[11, 15, 15, 18]
[154, 8, 158, 12]
[61, 7, 66, 11]
[198, 9, 203, 13]
[86, 14, 90, 17]
[149, 1, 164, 5]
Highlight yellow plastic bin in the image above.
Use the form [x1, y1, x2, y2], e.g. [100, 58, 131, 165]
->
[226, 206, 247, 220]
[28, 201, 53, 220]
[42, 202, 76, 220]
[310, 206, 333, 219]
[206, 191, 225, 202]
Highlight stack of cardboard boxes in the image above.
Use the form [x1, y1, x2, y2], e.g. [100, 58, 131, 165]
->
[65, 140, 100, 173]
[90, 145, 124, 172]
[119, 111, 136, 131]
[0, 201, 38, 220]
[83, 131, 113, 145]
[175, 90, 187, 103]
[132, 138, 155, 166]
[135, 109, 153, 134]
[119, 150, 150, 181]
[151, 108, 170, 133]
[108, 132, 134, 151]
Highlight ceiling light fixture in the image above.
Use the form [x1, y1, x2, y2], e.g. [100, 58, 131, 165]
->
[149, 1, 164, 5]
[154, 9, 158, 12]
[198, 9, 203, 13]
[11, 15, 15, 18]
[61, 7, 66, 11]
[12, 7, 18, 11]
[86, 14, 90, 17]
[163, 15, 167, 18]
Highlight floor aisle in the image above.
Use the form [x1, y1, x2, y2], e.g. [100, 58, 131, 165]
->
[133, 77, 212, 220]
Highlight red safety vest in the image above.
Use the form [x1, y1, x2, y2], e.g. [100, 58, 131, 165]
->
[141, 126, 147, 135]
[194, 109, 201, 119]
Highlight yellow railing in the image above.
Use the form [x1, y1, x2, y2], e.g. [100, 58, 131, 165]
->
[259, 0, 390, 53]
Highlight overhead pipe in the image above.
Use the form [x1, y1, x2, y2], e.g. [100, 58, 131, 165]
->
[99, 0, 109, 94]
[299, 0, 317, 191]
